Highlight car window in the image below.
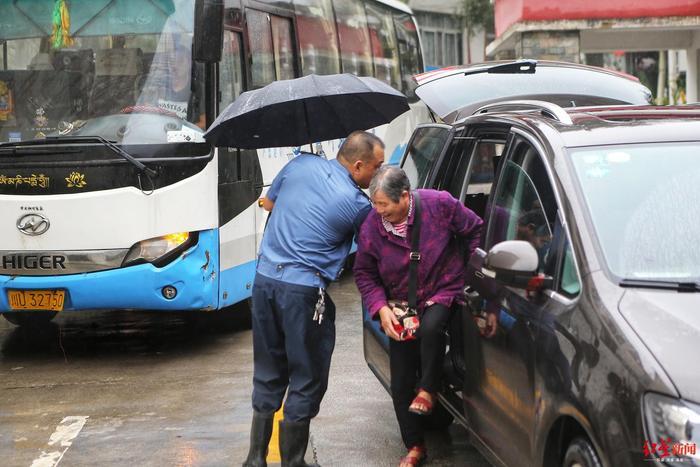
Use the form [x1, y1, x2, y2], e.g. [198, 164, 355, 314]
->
[461, 139, 505, 219]
[432, 129, 506, 213]
[486, 141, 556, 272]
[465, 140, 503, 196]
[560, 241, 581, 296]
[401, 125, 450, 188]
[430, 128, 467, 193]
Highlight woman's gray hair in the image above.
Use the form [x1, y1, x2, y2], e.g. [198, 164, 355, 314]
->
[369, 165, 411, 203]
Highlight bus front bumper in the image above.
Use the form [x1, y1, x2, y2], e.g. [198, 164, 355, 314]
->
[0, 230, 219, 313]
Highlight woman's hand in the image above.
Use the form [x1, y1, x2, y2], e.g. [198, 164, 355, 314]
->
[483, 312, 498, 338]
[378, 305, 402, 341]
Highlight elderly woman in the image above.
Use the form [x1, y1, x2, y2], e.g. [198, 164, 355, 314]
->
[354, 166, 487, 467]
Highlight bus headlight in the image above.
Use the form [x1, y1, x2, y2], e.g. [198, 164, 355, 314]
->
[123, 232, 195, 267]
[644, 393, 700, 464]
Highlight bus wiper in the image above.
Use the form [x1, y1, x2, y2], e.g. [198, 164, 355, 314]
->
[0, 146, 81, 156]
[619, 279, 700, 292]
[44, 135, 158, 178]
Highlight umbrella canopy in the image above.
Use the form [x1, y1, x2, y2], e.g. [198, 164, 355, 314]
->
[204, 73, 409, 149]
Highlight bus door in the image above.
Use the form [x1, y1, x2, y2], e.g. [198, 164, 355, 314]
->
[217, 28, 264, 307]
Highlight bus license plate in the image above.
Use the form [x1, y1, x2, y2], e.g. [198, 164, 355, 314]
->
[7, 290, 65, 311]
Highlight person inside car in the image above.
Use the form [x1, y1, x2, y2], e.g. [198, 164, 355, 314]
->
[353, 165, 490, 467]
[515, 208, 552, 269]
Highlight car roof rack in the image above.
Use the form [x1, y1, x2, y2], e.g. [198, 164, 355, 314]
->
[472, 100, 573, 125]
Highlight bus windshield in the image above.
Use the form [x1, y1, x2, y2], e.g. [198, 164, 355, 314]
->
[0, 0, 205, 145]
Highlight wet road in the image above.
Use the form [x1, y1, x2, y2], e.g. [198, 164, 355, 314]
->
[0, 275, 490, 467]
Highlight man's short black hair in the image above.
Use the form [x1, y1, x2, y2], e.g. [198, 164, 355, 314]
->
[337, 131, 385, 164]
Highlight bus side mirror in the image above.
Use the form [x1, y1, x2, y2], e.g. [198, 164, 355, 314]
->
[193, 0, 224, 63]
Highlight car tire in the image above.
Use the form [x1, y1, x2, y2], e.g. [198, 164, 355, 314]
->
[563, 437, 602, 467]
[3, 312, 57, 327]
[421, 399, 454, 431]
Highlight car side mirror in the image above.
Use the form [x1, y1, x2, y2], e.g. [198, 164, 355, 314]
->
[193, 0, 224, 63]
[485, 240, 553, 291]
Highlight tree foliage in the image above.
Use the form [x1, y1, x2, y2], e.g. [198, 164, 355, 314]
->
[463, 0, 494, 32]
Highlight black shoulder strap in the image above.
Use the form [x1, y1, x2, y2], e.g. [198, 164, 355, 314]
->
[408, 191, 422, 311]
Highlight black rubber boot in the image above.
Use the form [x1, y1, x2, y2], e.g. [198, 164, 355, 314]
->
[242, 411, 274, 467]
[279, 420, 320, 467]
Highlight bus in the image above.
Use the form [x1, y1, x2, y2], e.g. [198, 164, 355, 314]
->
[0, 0, 428, 326]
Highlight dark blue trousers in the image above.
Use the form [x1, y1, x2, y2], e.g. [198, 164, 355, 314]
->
[251, 273, 336, 422]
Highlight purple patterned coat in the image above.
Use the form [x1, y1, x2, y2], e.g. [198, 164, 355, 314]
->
[354, 189, 483, 318]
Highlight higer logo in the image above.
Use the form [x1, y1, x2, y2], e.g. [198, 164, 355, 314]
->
[1, 255, 66, 271]
[17, 213, 50, 236]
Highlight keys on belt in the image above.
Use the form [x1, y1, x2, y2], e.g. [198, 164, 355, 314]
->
[313, 287, 325, 325]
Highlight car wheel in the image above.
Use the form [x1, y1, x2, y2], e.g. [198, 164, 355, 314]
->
[421, 399, 454, 431]
[3, 312, 57, 327]
[563, 437, 602, 467]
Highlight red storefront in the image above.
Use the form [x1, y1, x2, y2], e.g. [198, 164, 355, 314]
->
[488, 0, 700, 101]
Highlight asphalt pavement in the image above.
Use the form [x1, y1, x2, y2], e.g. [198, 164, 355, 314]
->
[0, 275, 489, 467]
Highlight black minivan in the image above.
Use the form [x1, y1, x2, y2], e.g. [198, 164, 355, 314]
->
[362, 61, 700, 466]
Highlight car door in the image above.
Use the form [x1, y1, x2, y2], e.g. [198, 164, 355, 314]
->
[423, 124, 509, 389]
[463, 134, 559, 466]
[362, 123, 453, 388]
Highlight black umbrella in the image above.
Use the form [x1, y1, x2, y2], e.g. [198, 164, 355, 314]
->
[204, 73, 409, 149]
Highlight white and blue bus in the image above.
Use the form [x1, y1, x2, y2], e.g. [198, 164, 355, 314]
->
[0, 0, 427, 325]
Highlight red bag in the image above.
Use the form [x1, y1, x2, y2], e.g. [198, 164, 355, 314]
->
[389, 300, 419, 341]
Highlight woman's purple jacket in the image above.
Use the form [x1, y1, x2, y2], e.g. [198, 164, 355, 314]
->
[353, 189, 483, 318]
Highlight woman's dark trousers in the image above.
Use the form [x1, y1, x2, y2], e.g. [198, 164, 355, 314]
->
[389, 303, 451, 449]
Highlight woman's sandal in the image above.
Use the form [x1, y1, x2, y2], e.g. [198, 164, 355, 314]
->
[399, 445, 427, 467]
[408, 390, 434, 416]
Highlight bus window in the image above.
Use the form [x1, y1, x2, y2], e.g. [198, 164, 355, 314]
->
[248, 10, 275, 88]
[295, 0, 340, 75]
[333, 0, 372, 76]
[393, 13, 422, 99]
[248, 10, 296, 87]
[220, 30, 244, 108]
[364, 2, 400, 91]
[271, 16, 296, 81]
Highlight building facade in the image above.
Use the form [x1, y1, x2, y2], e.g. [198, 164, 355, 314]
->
[486, 0, 700, 103]
[409, 0, 487, 69]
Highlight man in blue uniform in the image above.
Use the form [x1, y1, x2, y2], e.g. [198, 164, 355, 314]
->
[243, 131, 385, 467]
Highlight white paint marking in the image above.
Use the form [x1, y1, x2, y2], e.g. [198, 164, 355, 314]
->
[30, 416, 88, 467]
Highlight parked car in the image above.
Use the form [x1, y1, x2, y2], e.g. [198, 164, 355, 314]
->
[362, 61, 700, 467]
